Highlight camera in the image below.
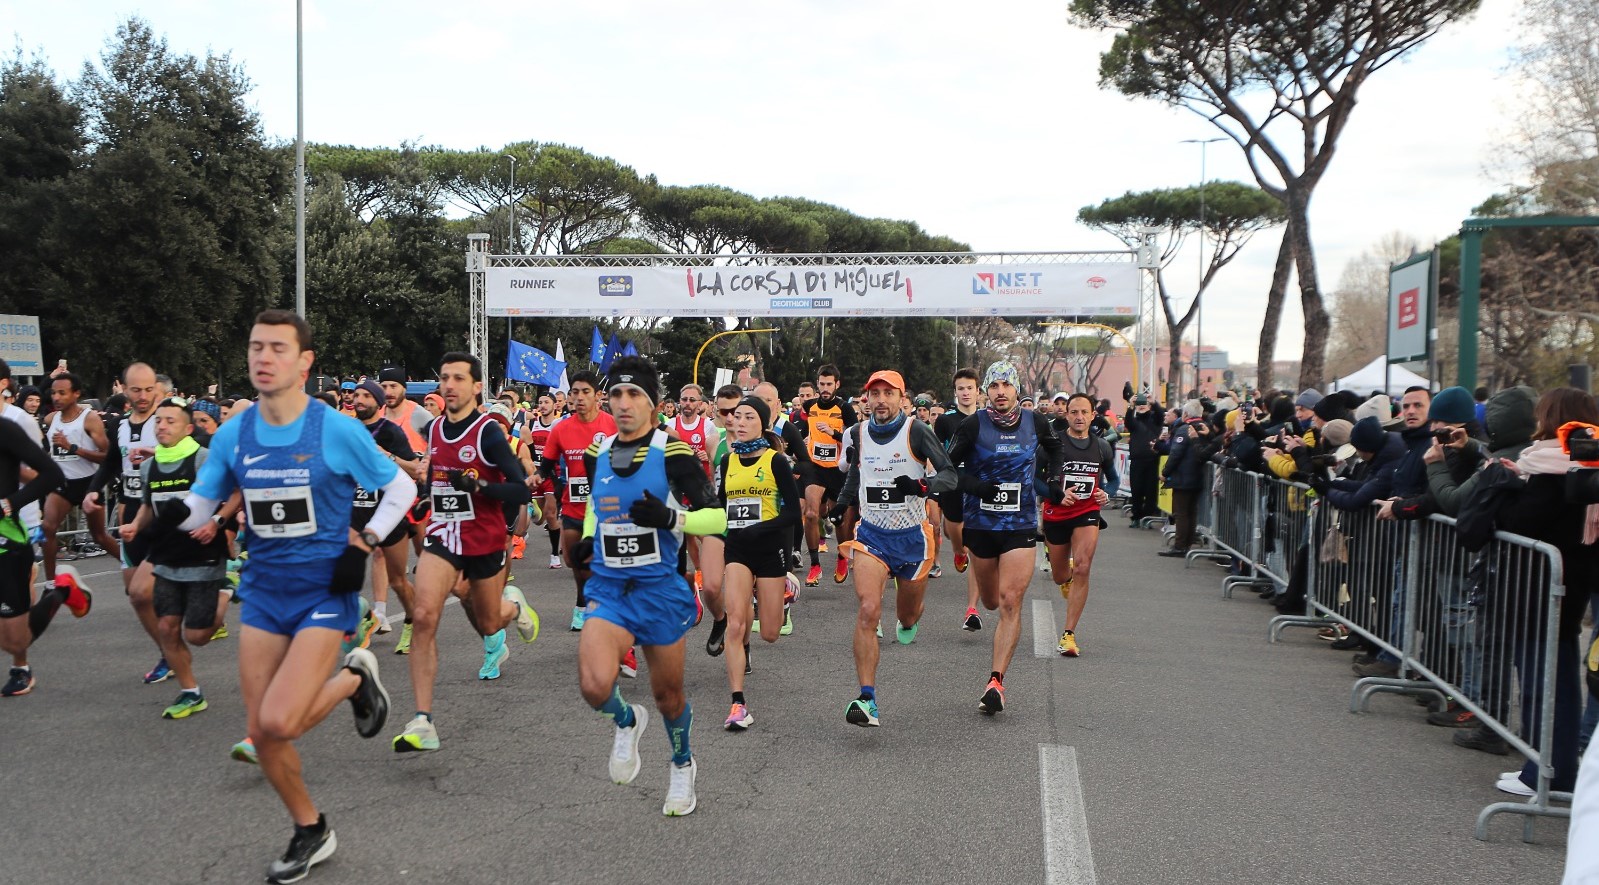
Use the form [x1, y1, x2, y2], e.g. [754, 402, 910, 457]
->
[1432, 427, 1457, 444]
[1308, 454, 1338, 470]
[1562, 424, 1599, 504]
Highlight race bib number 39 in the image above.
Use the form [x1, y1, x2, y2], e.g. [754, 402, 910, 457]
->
[243, 486, 317, 537]
[568, 476, 591, 503]
[863, 485, 908, 511]
[599, 522, 661, 567]
[979, 482, 1023, 513]
[726, 497, 762, 529]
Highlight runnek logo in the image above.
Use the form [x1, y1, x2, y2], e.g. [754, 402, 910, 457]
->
[972, 272, 1043, 295]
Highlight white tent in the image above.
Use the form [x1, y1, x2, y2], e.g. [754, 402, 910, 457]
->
[1327, 356, 1431, 396]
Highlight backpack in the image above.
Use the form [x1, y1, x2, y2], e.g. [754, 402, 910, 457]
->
[1455, 461, 1522, 552]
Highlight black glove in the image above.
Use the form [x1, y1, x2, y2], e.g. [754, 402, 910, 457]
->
[1046, 481, 1066, 505]
[828, 501, 850, 522]
[892, 476, 927, 498]
[974, 481, 1002, 503]
[1122, 381, 1135, 402]
[1307, 474, 1331, 496]
[627, 490, 676, 530]
[447, 469, 482, 494]
[332, 545, 369, 594]
[570, 536, 594, 567]
[155, 499, 192, 529]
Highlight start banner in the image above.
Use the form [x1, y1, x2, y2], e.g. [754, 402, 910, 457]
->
[485, 261, 1139, 317]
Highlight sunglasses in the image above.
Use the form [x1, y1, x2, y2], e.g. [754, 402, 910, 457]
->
[718, 408, 736, 416]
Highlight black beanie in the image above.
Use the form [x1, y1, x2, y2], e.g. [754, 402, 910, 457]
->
[377, 366, 407, 385]
[738, 395, 771, 429]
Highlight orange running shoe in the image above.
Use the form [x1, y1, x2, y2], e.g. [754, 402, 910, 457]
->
[511, 535, 526, 560]
[833, 555, 849, 584]
[805, 564, 822, 587]
[55, 565, 93, 618]
[953, 552, 969, 573]
[621, 647, 639, 678]
[978, 676, 1005, 715]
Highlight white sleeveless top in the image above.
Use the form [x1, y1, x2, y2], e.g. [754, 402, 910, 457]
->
[46, 408, 99, 480]
[856, 419, 928, 531]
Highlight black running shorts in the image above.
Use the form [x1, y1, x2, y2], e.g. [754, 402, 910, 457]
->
[961, 528, 1035, 560]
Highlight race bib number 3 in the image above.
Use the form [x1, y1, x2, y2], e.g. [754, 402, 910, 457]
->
[568, 476, 591, 503]
[726, 497, 762, 529]
[863, 485, 908, 511]
[599, 522, 661, 567]
[979, 482, 1023, 513]
[243, 486, 317, 537]
[430, 487, 475, 522]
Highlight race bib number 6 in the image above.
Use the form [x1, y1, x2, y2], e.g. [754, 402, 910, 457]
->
[242, 486, 317, 537]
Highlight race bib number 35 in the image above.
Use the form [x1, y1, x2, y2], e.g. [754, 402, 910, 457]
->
[243, 486, 317, 537]
[979, 482, 1023, 513]
[599, 522, 661, 567]
[811, 443, 838, 462]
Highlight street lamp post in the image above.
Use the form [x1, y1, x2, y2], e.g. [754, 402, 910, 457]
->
[294, 0, 305, 318]
[1181, 137, 1224, 395]
[502, 154, 517, 380]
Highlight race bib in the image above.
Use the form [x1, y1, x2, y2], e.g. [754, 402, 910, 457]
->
[1066, 472, 1096, 498]
[50, 443, 78, 463]
[353, 486, 379, 509]
[726, 496, 762, 529]
[243, 486, 317, 538]
[811, 443, 838, 462]
[979, 482, 1023, 513]
[122, 472, 145, 496]
[863, 484, 908, 512]
[430, 487, 476, 522]
[599, 522, 660, 567]
[568, 475, 591, 503]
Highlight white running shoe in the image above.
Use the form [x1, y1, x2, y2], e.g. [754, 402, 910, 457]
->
[609, 705, 649, 784]
[549, 554, 564, 569]
[662, 758, 698, 816]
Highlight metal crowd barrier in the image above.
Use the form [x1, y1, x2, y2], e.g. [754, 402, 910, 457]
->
[1198, 464, 1570, 842]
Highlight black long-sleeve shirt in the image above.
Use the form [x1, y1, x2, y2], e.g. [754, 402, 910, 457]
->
[2, 419, 63, 517]
[945, 409, 1064, 491]
[425, 415, 529, 504]
[716, 449, 801, 541]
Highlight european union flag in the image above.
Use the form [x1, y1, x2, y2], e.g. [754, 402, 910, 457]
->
[589, 326, 606, 365]
[600, 332, 621, 373]
[507, 340, 566, 387]
[621, 340, 638, 357]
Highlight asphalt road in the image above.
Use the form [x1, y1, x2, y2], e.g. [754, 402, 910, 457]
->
[0, 524, 1570, 884]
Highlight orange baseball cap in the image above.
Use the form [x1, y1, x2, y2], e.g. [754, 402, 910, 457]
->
[862, 370, 905, 391]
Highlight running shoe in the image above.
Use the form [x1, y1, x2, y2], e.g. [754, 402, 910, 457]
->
[779, 607, 793, 636]
[621, 647, 639, 679]
[663, 759, 698, 816]
[570, 606, 586, 631]
[693, 570, 703, 592]
[610, 705, 649, 784]
[143, 658, 172, 685]
[511, 535, 525, 560]
[265, 816, 336, 885]
[392, 715, 440, 753]
[162, 691, 207, 719]
[549, 554, 564, 569]
[744, 644, 752, 675]
[751, 618, 760, 633]
[479, 632, 509, 680]
[54, 565, 92, 618]
[724, 702, 754, 731]
[1058, 629, 1080, 657]
[819, 539, 829, 553]
[343, 648, 389, 738]
[225, 557, 243, 589]
[504, 585, 539, 643]
[805, 564, 821, 587]
[962, 608, 982, 632]
[2, 667, 34, 697]
[979, 677, 1005, 714]
[845, 697, 880, 727]
[790, 550, 803, 571]
[211, 623, 229, 641]
[929, 564, 943, 579]
[230, 737, 258, 765]
[394, 622, 413, 655]
[875, 623, 882, 639]
[705, 618, 727, 657]
[784, 572, 800, 604]
[833, 556, 849, 584]
[341, 598, 375, 656]
[374, 619, 391, 635]
[954, 552, 969, 573]
[693, 589, 704, 626]
[895, 620, 918, 645]
[1059, 581, 1071, 602]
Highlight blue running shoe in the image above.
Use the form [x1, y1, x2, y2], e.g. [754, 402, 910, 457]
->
[143, 658, 172, 685]
[845, 697, 880, 727]
[479, 630, 508, 680]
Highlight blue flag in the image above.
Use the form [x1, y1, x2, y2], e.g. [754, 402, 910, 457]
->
[507, 340, 566, 387]
[621, 340, 638, 357]
[601, 332, 621, 372]
[589, 326, 606, 364]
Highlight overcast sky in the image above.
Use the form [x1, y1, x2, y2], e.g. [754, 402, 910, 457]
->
[4, 0, 1525, 370]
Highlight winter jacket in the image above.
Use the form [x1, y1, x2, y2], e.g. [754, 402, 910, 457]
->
[1124, 405, 1166, 461]
[1426, 386, 1537, 517]
[1325, 433, 1408, 511]
[1161, 419, 1214, 491]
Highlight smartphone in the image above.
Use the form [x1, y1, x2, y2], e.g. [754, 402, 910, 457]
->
[57, 359, 67, 369]
[1431, 427, 1455, 443]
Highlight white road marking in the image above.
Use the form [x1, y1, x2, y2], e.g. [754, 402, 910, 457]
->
[1039, 744, 1098, 885]
[1033, 598, 1056, 658]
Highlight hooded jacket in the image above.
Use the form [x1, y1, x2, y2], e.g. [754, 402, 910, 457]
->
[1324, 432, 1408, 511]
[1425, 386, 1537, 517]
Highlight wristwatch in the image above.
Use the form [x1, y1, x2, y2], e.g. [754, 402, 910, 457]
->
[212, 514, 228, 528]
[360, 529, 382, 549]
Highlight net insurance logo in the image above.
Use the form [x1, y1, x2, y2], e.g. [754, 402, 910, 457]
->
[598, 275, 633, 297]
[971, 272, 1044, 296]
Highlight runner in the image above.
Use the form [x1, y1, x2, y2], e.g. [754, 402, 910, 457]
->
[933, 368, 981, 629]
[165, 310, 403, 883]
[0, 360, 44, 547]
[392, 352, 537, 752]
[832, 370, 959, 728]
[123, 397, 238, 718]
[350, 381, 423, 649]
[0, 413, 82, 698]
[539, 371, 618, 631]
[671, 384, 721, 592]
[754, 381, 809, 570]
[946, 361, 1064, 714]
[695, 383, 744, 659]
[527, 392, 563, 569]
[800, 365, 857, 587]
[41, 372, 118, 581]
[715, 394, 801, 730]
[1041, 394, 1113, 657]
[569, 356, 724, 816]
